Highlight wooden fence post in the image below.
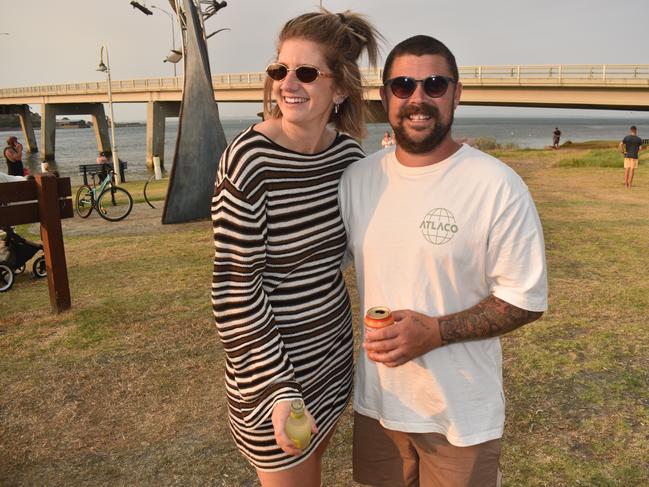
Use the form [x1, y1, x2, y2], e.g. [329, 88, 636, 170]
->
[35, 173, 71, 312]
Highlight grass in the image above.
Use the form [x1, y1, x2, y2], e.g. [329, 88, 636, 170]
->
[1, 143, 648, 486]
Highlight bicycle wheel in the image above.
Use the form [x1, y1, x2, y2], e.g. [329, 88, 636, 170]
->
[76, 185, 94, 218]
[32, 255, 47, 278]
[97, 186, 133, 222]
[143, 176, 168, 209]
[143, 175, 157, 209]
[0, 263, 14, 292]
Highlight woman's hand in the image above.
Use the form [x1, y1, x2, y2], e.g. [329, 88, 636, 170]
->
[271, 399, 318, 456]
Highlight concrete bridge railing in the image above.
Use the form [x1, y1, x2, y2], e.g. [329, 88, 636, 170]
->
[1, 64, 648, 100]
[458, 64, 649, 85]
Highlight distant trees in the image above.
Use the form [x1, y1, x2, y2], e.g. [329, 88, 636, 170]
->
[0, 112, 41, 129]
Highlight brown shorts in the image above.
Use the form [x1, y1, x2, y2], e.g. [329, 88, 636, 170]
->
[353, 412, 501, 487]
[624, 158, 638, 169]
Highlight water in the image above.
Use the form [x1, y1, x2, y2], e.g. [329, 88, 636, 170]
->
[3, 116, 647, 181]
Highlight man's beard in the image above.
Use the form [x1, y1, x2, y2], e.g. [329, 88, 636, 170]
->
[392, 102, 453, 154]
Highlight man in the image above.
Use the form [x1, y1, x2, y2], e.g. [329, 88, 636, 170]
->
[619, 126, 642, 188]
[3, 136, 24, 176]
[339, 35, 548, 487]
[552, 127, 561, 149]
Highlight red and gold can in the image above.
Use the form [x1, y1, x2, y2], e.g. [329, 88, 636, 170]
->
[364, 306, 394, 333]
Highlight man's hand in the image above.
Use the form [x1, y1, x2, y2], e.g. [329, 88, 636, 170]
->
[271, 399, 318, 456]
[363, 309, 443, 367]
[364, 296, 543, 367]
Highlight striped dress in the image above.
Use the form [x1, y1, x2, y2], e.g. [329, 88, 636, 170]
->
[211, 126, 364, 471]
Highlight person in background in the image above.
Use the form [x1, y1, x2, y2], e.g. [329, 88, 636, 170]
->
[381, 132, 390, 149]
[4, 136, 24, 176]
[339, 35, 548, 487]
[211, 9, 382, 487]
[381, 131, 392, 149]
[37, 161, 59, 177]
[552, 127, 561, 149]
[619, 125, 642, 188]
[96, 151, 109, 165]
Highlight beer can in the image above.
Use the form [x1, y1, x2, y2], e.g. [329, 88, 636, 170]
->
[364, 306, 394, 332]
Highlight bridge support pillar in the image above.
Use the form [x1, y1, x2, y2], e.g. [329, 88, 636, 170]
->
[40, 103, 112, 163]
[146, 101, 180, 171]
[89, 104, 111, 157]
[0, 104, 38, 153]
[40, 104, 57, 162]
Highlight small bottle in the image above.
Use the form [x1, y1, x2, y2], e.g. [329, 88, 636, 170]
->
[365, 306, 395, 333]
[285, 399, 312, 450]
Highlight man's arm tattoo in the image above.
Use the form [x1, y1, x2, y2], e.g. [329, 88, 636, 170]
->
[438, 295, 542, 345]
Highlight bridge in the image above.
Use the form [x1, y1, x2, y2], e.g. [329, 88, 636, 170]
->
[2, 64, 648, 166]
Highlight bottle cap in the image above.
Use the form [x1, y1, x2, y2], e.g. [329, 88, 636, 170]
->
[291, 399, 304, 414]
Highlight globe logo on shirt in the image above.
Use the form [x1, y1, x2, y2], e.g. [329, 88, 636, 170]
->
[420, 208, 459, 245]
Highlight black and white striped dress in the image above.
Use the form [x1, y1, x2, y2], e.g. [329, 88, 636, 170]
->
[211, 126, 364, 471]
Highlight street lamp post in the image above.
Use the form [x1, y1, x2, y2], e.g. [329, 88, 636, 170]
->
[96, 44, 122, 185]
[151, 5, 177, 77]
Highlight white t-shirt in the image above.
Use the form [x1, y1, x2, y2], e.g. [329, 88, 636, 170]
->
[0, 172, 26, 183]
[339, 144, 548, 446]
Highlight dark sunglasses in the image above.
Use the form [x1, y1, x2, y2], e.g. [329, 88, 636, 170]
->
[384, 75, 456, 99]
[265, 63, 334, 84]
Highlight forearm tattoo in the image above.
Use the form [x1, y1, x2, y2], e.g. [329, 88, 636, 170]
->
[438, 295, 542, 345]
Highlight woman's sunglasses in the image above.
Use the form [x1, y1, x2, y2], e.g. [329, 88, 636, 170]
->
[265, 63, 333, 84]
[384, 75, 456, 99]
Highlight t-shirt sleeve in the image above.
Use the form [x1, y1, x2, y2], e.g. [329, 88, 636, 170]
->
[486, 189, 548, 312]
[211, 147, 301, 429]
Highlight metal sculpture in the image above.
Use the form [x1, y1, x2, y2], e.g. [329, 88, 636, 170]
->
[162, 0, 227, 223]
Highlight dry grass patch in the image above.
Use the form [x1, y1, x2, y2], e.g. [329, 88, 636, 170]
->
[1, 144, 648, 486]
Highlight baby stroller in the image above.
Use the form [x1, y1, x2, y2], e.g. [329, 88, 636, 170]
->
[0, 226, 47, 292]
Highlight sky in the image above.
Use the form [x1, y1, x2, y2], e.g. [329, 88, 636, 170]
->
[1, 0, 648, 121]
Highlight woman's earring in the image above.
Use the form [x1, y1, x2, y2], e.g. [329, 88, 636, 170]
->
[334, 97, 344, 114]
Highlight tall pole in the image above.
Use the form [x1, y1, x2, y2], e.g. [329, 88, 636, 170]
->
[175, 2, 185, 78]
[152, 5, 177, 77]
[98, 44, 121, 185]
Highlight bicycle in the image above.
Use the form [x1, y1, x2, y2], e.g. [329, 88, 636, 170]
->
[75, 163, 133, 222]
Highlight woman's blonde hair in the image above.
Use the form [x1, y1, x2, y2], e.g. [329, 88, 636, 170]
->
[263, 9, 383, 140]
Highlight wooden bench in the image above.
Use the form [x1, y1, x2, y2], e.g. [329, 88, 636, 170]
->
[0, 173, 73, 312]
[79, 160, 127, 186]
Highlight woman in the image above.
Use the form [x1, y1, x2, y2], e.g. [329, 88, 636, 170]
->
[211, 10, 382, 487]
[4, 136, 24, 177]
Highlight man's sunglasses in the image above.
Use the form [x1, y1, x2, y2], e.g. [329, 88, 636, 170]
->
[384, 75, 456, 99]
[265, 63, 334, 84]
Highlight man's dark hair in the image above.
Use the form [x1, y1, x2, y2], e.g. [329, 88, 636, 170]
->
[630, 125, 637, 131]
[382, 35, 459, 83]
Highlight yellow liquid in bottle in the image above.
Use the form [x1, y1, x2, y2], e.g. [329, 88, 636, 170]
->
[285, 399, 312, 449]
